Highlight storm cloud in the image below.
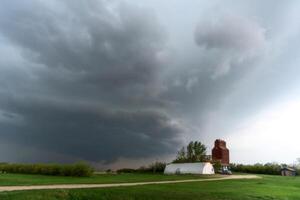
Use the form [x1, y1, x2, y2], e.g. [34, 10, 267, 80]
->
[0, 0, 182, 164]
[0, 97, 182, 163]
[1, 0, 300, 166]
[195, 15, 266, 78]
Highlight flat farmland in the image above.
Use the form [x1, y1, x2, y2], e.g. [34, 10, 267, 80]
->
[0, 173, 219, 186]
[0, 174, 299, 200]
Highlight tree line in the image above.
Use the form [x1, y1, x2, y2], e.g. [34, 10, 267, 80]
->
[230, 163, 286, 175]
[0, 162, 94, 177]
[116, 162, 166, 174]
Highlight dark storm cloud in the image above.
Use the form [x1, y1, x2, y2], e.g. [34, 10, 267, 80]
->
[1, 0, 298, 166]
[0, 0, 165, 102]
[0, 0, 182, 163]
[0, 97, 182, 162]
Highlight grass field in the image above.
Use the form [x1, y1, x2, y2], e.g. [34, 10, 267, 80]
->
[0, 174, 299, 199]
[0, 173, 217, 186]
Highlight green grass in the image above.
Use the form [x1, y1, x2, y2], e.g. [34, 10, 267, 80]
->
[1, 174, 300, 199]
[0, 173, 217, 186]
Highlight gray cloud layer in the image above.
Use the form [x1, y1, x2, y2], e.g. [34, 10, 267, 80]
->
[195, 15, 266, 78]
[0, 0, 299, 166]
[0, 0, 182, 164]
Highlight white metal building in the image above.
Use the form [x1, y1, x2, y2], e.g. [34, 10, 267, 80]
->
[164, 162, 215, 175]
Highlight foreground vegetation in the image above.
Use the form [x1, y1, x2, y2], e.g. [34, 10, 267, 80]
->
[0, 163, 93, 177]
[0, 173, 217, 186]
[1, 175, 300, 200]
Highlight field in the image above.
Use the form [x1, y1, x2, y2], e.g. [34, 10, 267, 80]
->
[0, 173, 300, 199]
[0, 173, 216, 186]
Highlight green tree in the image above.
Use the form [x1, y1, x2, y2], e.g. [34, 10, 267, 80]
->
[174, 147, 186, 163]
[193, 141, 207, 162]
[187, 142, 194, 162]
[173, 141, 207, 163]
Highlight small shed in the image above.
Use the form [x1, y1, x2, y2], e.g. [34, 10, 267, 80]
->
[164, 162, 215, 175]
[281, 167, 296, 176]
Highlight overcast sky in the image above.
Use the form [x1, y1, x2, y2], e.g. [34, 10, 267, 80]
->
[1, 0, 300, 168]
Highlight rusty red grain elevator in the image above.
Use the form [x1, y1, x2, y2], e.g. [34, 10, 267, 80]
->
[212, 139, 229, 166]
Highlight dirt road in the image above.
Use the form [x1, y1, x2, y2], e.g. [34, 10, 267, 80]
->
[0, 175, 259, 192]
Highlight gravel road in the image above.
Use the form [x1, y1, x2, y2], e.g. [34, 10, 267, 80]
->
[0, 175, 260, 192]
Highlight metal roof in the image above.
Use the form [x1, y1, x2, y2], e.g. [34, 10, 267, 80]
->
[281, 167, 296, 172]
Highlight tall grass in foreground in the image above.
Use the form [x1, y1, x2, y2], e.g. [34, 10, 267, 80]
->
[0, 162, 93, 177]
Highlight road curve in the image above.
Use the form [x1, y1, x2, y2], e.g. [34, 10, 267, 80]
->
[0, 175, 260, 192]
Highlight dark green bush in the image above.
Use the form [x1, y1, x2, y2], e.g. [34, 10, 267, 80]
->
[143, 162, 166, 173]
[116, 168, 137, 173]
[212, 160, 222, 172]
[0, 162, 93, 177]
[230, 163, 282, 175]
[117, 162, 166, 174]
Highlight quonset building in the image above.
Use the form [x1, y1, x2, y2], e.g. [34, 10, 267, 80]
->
[164, 163, 214, 175]
[212, 139, 230, 167]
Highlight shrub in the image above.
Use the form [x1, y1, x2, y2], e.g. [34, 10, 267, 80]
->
[116, 168, 137, 173]
[147, 162, 166, 173]
[117, 162, 166, 174]
[212, 160, 222, 172]
[0, 162, 93, 177]
[230, 163, 282, 175]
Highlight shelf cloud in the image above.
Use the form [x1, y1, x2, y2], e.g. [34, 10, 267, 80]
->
[0, 0, 300, 167]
